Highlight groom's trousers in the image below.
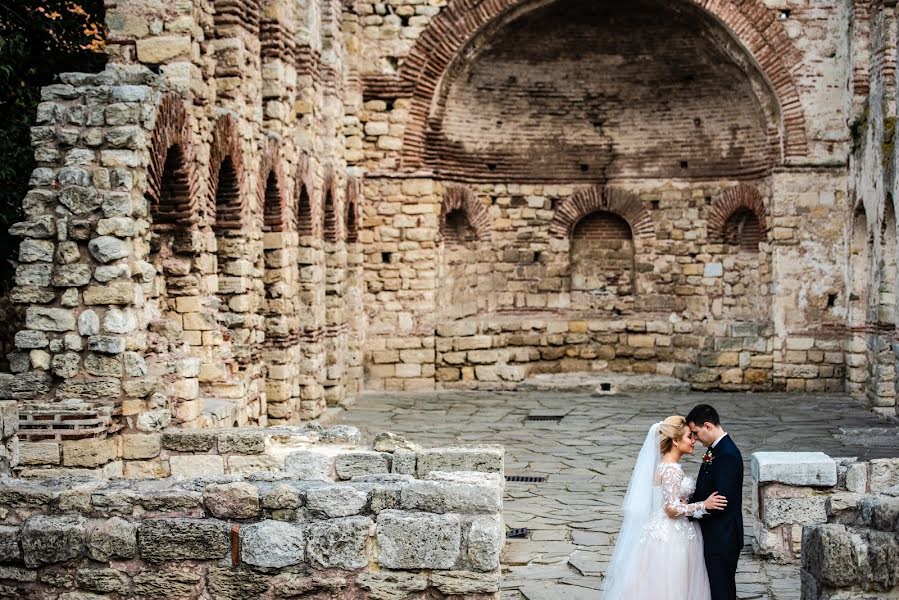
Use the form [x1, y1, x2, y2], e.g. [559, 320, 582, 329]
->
[705, 552, 739, 600]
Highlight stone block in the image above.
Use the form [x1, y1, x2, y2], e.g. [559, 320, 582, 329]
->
[120, 434, 160, 460]
[26, 307, 75, 332]
[752, 452, 837, 487]
[241, 520, 305, 568]
[86, 517, 136, 562]
[132, 570, 201, 598]
[83, 282, 133, 305]
[431, 571, 501, 594]
[216, 430, 265, 454]
[162, 430, 215, 452]
[703, 263, 723, 277]
[76, 568, 129, 594]
[138, 518, 230, 563]
[136, 35, 191, 63]
[22, 515, 85, 567]
[335, 451, 391, 479]
[306, 485, 368, 517]
[169, 454, 224, 477]
[870, 458, 899, 493]
[284, 450, 336, 480]
[376, 510, 461, 569]
[62, 437, 118, 468]
[762, 495, 828, 528]
[416, 446, 504, 477]
[467, 515, 503, 571]
[305, 516, 371, 570]
[801, 524, 859, 587]
[401, 478, 502, 514]
[845, 462, 868, 493]
[356, 571, 428, 598]
[0, 526, 20, 562]
[19, 441, 60, 465]
[392, 449, 416, 475]
[203, 482, 260, 519]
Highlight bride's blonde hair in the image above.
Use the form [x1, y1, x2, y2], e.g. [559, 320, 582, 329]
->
[658, 415, 687, 454]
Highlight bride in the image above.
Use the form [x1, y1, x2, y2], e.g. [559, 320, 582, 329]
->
[602, 416, 727, 599]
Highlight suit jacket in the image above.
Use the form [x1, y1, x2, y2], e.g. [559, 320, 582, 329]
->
[690, 434, 744, 557]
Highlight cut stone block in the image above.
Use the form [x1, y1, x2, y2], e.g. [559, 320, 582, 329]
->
[752, 452, 837, 487]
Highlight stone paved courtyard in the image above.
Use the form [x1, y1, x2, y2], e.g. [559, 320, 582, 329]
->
[336, 389, 899, 600]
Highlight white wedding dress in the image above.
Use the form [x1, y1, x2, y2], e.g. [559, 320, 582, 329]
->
[602, 425, 712, 600]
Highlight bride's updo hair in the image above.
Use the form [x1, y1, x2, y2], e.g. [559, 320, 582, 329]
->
[658, 415, 687, 454]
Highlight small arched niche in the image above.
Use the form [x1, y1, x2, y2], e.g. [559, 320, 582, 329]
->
[722, 208, 763, 253]
[570, 211, 635, 296]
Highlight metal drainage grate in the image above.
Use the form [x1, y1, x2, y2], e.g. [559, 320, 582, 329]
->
[525, 415, 564, 422]
[507, 527, 530, 539]
[505, 475, 546, 483]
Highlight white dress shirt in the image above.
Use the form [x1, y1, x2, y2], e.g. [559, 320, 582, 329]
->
[711, 432, 728, 449]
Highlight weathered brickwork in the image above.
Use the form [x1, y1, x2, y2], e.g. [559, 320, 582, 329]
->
[2, 0, 899, 438]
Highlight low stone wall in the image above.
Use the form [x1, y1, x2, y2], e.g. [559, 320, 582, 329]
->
[18, 423, 504, 483]
[801, 495, 899, 599]
[752, 451, 899, 563]
[0, 428, 506, 598]
[432, 317, 782, 391]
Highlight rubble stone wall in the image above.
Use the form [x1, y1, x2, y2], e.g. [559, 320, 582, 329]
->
[752, 451, 899, 564]
[0, 423, 505, 599]
[801, 495, 899, 600]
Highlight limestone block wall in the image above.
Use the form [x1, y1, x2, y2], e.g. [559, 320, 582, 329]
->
[0, 437, 505, 599]
[752, 451, 899, 564]
[359, 174, 854, 391]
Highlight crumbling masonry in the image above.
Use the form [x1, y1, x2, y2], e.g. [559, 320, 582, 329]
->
[5, 0, 899, 465]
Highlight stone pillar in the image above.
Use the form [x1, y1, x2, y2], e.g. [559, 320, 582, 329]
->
[7, 68, 163, 449]
[752, 452, 838, 562]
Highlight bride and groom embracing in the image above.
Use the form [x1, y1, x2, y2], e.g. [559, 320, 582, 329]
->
[603, 405, 744, 600]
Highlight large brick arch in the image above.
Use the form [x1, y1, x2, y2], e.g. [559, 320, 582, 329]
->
[707, 184, 769, 242]
[397, 0, 808, 167]
[440, 184, 491, 242]
[258, 137, 290, 232]
[146, 94, 200, 227]
[208, 113, 245, 229]
[550, 186, 654, 240]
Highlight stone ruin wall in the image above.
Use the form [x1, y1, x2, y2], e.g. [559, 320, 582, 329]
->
[2, 0, 899, 458]
[0, 411, 505, 599]
[351, 0, 861, 395]
[2, 0, 369, 462]
[749, 451, 899, 599]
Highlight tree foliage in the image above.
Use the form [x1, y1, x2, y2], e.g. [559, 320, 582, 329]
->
[0, 1, 106, 286]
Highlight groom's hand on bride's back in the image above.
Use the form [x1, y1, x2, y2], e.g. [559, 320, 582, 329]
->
[704, 491, 727, 511]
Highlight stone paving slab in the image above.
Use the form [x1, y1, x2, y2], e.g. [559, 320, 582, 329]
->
[337, 390, 899, 600]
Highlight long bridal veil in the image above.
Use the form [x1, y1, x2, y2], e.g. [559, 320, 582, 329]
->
[602, 422, 662, 599]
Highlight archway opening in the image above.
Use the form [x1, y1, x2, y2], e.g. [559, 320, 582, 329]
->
[570, 211, 635, 297]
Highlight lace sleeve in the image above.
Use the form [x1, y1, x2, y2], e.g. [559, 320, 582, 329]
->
[660, 465, 707, 519]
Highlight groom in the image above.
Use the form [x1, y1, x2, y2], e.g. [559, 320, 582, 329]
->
[687, 404, 743, 600]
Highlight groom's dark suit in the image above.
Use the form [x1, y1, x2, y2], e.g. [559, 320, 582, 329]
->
[690, 434, 743, 600]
